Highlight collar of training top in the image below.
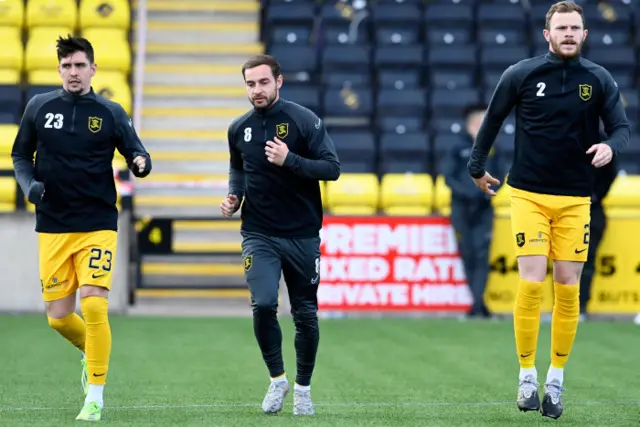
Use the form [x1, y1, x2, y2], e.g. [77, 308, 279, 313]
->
[60, 87, 97, 102]
[253, 98, 285, 117]
[545, 50, 581, 66]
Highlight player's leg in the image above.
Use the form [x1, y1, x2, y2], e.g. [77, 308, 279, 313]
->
[73, 230, 118, 421]
[510, 189, 552, 412]
[280, 235, 321, 416]
[38, 233, 88, 394]
[467, 204, 493, 317]
[450, 200, 477, 315]
[241, 232, 288, 414]
[542, 198, 591, 419]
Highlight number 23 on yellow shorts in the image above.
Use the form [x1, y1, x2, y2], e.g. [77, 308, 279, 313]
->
[38, 230, 117, 302]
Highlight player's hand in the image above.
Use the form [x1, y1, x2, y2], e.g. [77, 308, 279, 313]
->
[27, 181, 45, 205]
[265, 137, 289, 166]
[220, 194, 240, 218]
[472, 172, 500, 196]
[586, 143, 613, 168]
[133, 155, 147, 173]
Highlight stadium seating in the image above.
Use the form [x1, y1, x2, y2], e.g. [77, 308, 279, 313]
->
[326, 173, 379, 215]
[380, 173, 433, 216]
[262, 0, 640, 215]
[0, 0, 24, 28]
[26, 0, 78, 30]
[0, 124, 18, 157]
[0, 177, 16, 212]
[79, 0, 131, 30]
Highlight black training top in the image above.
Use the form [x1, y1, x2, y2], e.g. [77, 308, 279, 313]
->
[468, 51, 630, 197]
[228, 98, 340, 238]
[12, 88, 151, 233]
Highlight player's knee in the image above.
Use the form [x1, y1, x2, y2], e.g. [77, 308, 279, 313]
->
[47, 314, 70, 331]
[251, 296, 278, 315]
[79, 284, 109, 299]
[553, 261, 583, 285]
[517, 255, 548, 282]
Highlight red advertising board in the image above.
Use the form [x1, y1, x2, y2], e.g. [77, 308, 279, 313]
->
[318, 216, 472, 312]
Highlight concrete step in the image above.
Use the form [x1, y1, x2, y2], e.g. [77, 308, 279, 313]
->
[143, 96, 248, 109]
[140, 172, 227, 186]
[143, 64, 244, 86]
[143, 72, 243, 86]
[143, 85, 245, 97]
[146, 160, 229, 174]
[145, 52, 258, 66]
[134, 204, 226, 218]
[140, 0, 259, 14]
[141, 129, 226, 142]
[143, 42, 262, 56]
[146, 23, 257, 44]
[144, 142, 228, 152]
[141, 116, 237, 131]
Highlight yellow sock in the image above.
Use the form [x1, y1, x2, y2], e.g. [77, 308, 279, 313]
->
[514, 279, 543, 368]
[48, 313, 86, 352]
[81, 296, 111, 386]
[550, 283, 580, 369]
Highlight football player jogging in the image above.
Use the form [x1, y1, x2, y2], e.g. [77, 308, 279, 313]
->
[220, 54, 340, 416]
[467, 2, 629, 420]
[11, 36, 152, 421]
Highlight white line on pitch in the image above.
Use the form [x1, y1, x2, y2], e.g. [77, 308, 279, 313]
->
[1, 400, 639, 412]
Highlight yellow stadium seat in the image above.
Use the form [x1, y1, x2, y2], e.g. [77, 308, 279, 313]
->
[602, 174, 640, 208]
[92, 71, 131, 114]
[80, 0, 130, 30]
[0, 69, 20, 84]
[0, 156, 12, 170]
[319, 181, 327, 209]
[0, 177, 16, 212]
[0, 29, 24, 73]
[0, 0, 24, 28]
[82, 27, 127, 42]
[326, 173, 379, 215]
[0, 124, 18, 156]
[113, 154, 127, 171]
[25, 27, 74, 71]
[89, 36, 131, 73]
[28, 69, 61, 85]
[380, 173, 433, 216]
[433, 174, 451, 216]
[26, 0, 77, 29]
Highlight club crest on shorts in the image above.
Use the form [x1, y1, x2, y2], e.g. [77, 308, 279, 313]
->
[276, 123, 288, 139]
[516, 232, 526, 247]
[88, 116, 103, 133]
[579, 84, 592, 101]
[243, 255, 253, 272]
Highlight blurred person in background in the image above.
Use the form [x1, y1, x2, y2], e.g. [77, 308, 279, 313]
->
[442, 104, 503, 319]
[579, 126, 619, 320]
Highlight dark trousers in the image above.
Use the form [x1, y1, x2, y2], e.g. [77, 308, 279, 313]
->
[450, 198, 494, 316]
[241, 231, 321, 386]
[580, 202, 607, 314]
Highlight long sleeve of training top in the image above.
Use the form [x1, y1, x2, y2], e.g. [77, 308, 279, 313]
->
[468, 51, 630, 197]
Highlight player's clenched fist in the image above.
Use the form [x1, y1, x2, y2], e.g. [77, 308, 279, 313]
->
[220, 194, 241, 218]
[133, 155, 146, 173]
[265, 137, 289, 166]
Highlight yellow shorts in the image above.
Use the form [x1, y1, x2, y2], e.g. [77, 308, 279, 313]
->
[38, 230, 117, 302]
[510, 187, 591, 262]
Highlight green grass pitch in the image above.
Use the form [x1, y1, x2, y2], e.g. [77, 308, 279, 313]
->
[1, 315, 639, 426]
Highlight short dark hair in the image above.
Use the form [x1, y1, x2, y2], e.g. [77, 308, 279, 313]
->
[56, 35, 95, 64]
[241, 54, 280, 79]
[545, 1, 585, 30]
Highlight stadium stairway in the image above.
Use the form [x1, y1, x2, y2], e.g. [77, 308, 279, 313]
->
[129, 0, 260, 311]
